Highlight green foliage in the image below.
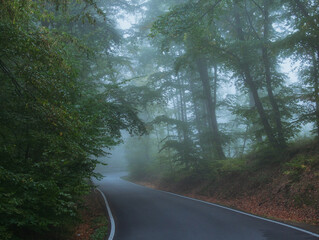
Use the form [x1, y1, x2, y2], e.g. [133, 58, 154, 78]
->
[214, 158, 248, 174]
[126, 135, 156, 180]
[0, 0, 144, 239]
[91, 225, 108, 240]
[152, 115, 188, 133]
[90, 216, 108, 240]
[292, 183, 317, 208]
[284, 155, 318, 182]
[159, 139, 200, 168]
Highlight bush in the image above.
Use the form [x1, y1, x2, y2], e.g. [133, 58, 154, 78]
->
[284, 155, 318, 182]
[0, 1, 145, 238]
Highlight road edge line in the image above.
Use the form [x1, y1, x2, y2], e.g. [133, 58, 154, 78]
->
[126, 179, 319, 238]
[157, 189, 319, 238]
[96, 188, 116, 240]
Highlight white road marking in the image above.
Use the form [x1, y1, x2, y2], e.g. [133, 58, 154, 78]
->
[156, 188, 319, 238]
[96, 188, 116, 240]
[98, 175, 319, 239]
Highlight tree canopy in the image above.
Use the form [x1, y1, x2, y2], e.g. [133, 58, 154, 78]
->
[1, 0, 319, 238]
[124, 0, 319, 179]
[0, 1, 144, 239]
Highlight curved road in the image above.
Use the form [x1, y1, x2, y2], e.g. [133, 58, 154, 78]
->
[94, 172, 319, 240]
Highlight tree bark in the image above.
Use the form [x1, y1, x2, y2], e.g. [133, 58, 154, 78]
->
[177, 75, 189, 142]
[172, 91, 182, 142]
[189, 76, 209, 155]
[233, 1, 278, 147]
[196, 57, 225, 160]
[313, 52, 319, 136]
[249, 90, 263, 143]
[262, 0, 286, 147]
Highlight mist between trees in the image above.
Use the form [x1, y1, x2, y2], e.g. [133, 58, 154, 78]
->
[122, 0, 319, 180]
[0, 0, 318, 239]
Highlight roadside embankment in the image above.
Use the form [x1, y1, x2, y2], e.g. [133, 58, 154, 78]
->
[130, 140, 319, 234]
[70, 188, 109, 240]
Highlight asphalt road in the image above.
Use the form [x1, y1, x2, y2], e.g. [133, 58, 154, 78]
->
[94, 172, 319, 240]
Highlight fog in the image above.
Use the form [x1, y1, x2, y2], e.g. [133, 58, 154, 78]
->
[95, 131, 131, 174]
[3, 1, 318, 238]
[97, 0, 318, 180]
[95, 145, 128, 173]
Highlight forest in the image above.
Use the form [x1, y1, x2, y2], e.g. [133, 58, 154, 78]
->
[1, 0, 319, 239]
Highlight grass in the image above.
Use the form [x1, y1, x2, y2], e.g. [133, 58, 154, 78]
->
[90, 216, 108, 240]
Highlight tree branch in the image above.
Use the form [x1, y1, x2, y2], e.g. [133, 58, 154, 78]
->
[244, 0, 261, 40]
[0, 58, 22, 96]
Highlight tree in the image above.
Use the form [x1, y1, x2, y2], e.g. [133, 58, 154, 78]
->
[0, 1, 145, 239]
[280, 0, 319, 136]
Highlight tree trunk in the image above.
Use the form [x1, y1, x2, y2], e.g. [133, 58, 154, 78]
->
[196, 57, 225, 160]
[233, 1, 278, 147]
[313, 52, 319, 136]
[262, 0, 286, 147]
[177, 75, 189, 142]
[249, 90, 263, 143]
[172, 91, 182, 142]
[213, 64, 218, 112]
[189, 76, 210, 155]
[243, 64, 278, 147]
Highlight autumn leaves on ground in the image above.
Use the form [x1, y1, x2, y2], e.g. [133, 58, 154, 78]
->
[70, 189, 109, 240]
[132, 139, 319, 233]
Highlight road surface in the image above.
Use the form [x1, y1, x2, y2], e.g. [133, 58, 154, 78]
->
[94, 172, 319, 240]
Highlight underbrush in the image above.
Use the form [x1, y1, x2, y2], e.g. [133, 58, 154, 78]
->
[4, 187, 109, 240]
[131, 138, 319, 225]
[69, 188, 109, 240]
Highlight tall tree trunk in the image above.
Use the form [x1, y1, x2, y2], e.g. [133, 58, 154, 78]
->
[196, 57, 225, 160]
[262, 0, 286, 147]
[166, 123, 174, 175]
[313, 52, 319, 136]
[233, 1, 278, 147]
[178, 76, 186, 123]
[249, 90, 263, 143]
[189, 77, 208, 155]
[213, 64, 218, 112]
[243, 64, 278, 146]
[172, 91, 182, 142]
[177, 76, 188, 142]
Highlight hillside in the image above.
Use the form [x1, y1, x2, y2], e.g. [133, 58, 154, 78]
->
[132, 140, 319, 232]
